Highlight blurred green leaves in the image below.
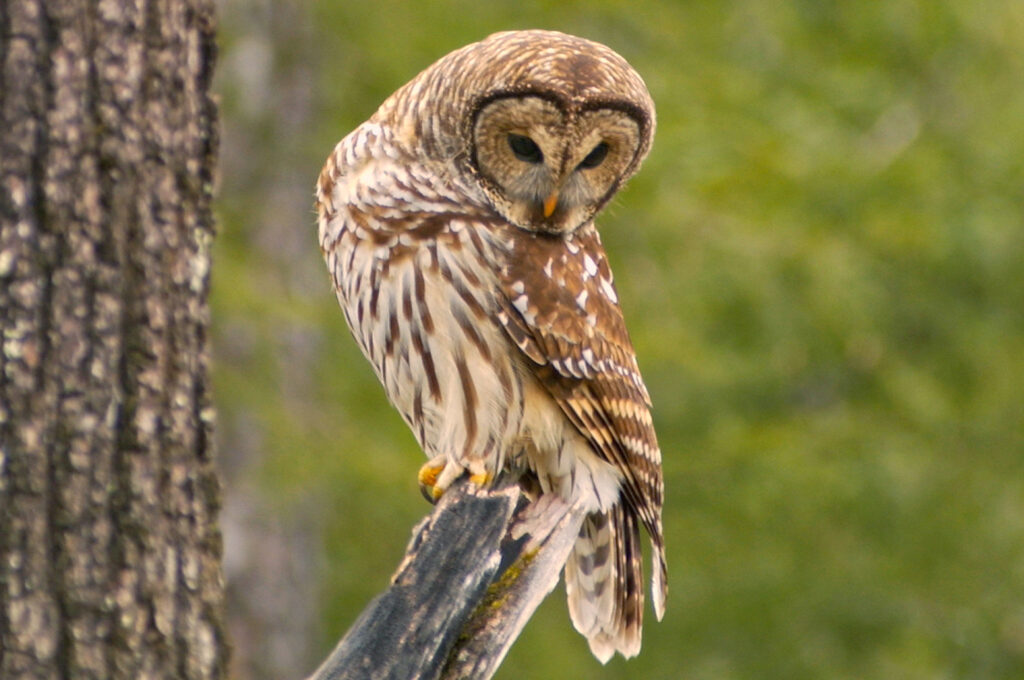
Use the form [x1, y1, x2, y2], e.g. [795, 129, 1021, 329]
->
[213, 1, 1024, 677]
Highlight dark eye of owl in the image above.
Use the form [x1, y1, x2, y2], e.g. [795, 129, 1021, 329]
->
[577, 141, 610, 170]
[507, 134, 543, 163]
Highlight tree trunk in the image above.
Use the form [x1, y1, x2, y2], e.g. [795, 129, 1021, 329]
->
[0, 1, 226, 678]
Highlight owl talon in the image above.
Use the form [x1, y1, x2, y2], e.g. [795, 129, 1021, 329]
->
[418, 457, 495, 502]
[467, 462, 492, 487]
[417, 458, 447, 503]
[417, 456, 469, 503]
[418, 461, 444, 489]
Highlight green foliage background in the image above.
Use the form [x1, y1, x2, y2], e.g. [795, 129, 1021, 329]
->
[214, 1, 1024, 677]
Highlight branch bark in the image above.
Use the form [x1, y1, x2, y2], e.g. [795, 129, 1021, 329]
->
[308, 479, 587, 680]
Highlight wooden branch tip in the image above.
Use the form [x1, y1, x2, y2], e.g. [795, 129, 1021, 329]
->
[308, 478, 587, 680]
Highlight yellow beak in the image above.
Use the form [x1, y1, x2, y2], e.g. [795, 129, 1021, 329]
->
[543, 191, 559, 218]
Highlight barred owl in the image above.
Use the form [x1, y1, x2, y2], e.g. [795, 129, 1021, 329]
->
[316, 29, 665, 662]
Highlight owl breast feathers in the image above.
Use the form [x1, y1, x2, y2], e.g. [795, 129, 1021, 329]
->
[316, 29, 665, 663]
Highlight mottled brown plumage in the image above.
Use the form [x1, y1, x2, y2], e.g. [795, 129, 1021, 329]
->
[316, 30, 665, 662]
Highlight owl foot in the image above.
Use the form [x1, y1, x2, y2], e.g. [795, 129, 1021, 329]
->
[417, 456, 449, 502]
[418, 455, 466, 502]
[418, 456, 493, 503]
[465, 460, 493, 489]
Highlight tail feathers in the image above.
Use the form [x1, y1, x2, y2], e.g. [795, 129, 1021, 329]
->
[651, 520, 667, 622]
[565, 506, 644, 663]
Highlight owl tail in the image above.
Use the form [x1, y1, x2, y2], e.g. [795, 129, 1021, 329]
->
[565, 504, 663, 663]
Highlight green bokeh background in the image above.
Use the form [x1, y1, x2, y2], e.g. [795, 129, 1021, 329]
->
[213, 2, 1024, 678]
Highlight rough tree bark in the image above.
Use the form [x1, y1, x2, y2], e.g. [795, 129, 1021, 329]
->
[307, 479, 587, 680]
[0, 1, 226, 678]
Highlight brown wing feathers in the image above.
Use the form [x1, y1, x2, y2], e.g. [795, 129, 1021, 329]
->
[497, 225, 664, 545]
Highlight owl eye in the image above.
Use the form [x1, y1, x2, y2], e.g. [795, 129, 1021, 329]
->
[507, 134, 544, 163]
[577, 141, 610, 170]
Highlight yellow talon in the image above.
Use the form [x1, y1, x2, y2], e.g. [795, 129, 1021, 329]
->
[469, 471, 492, 487]
[418, 462, 444, 488]
[418, 460, 447, 503]
[418, 458, 491, 503]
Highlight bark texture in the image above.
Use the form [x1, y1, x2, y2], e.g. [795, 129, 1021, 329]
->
[0, 1, 225, 678]
[307, 480, 586, 680]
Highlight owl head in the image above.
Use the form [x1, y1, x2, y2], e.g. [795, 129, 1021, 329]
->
[378, 30, 656, 235]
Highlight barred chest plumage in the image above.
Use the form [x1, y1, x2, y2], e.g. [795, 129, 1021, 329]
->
[320, 192, 624, 512]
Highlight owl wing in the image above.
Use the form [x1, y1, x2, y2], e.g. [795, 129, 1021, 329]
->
[494, 223, 665, 587]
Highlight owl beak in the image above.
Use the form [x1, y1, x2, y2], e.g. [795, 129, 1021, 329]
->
[542, 191, 559, 218]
